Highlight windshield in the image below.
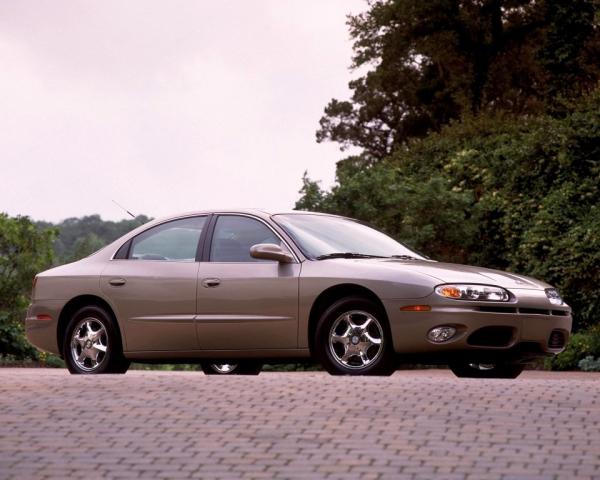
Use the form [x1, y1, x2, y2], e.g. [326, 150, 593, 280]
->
[273, 213, 427, 260]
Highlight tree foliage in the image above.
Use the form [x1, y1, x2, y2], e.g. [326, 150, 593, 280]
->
[301, 0, 600, 334]
[0, 214, 56, 358]
[300, 92, 600, 330]
[37, 214, 150, 264]
[317, 0, 600, 158]
[0, 214, 55, 311]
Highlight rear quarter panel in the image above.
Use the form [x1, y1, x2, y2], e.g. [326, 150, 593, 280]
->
[28, 258, 114, 355]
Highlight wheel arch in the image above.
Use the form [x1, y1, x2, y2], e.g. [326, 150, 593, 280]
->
[307, 283, 390, 355]
[57, 294, 123, 357]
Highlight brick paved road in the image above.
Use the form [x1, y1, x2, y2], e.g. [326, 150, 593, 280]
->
[0, 369, 598, 480]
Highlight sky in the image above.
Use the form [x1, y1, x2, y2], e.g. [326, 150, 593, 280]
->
[0, 0, 366, 222]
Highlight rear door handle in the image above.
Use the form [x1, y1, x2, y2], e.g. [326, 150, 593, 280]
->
[201, 278, 221, 288]
[109, 278, 126, 286]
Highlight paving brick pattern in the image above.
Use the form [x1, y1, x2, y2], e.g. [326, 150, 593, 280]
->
[0, 369, 598, 480]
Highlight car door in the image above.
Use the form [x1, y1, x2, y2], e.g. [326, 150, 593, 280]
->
[100, 215, 208, 352]
[196, 214, 300, 350]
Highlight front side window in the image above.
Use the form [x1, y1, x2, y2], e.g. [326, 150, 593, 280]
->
[130, 216, 206, 262]
[210, 216, 282, 262]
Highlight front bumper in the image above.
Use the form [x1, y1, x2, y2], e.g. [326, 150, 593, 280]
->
[384, 288, 572, 361]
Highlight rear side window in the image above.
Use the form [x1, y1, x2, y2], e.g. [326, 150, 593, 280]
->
[210, 216, 281, 262]
[114, 240, 131, 259]
[130, 216, 206, 262]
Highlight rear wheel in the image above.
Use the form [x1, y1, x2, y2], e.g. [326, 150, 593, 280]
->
[201, 362, 262, 375]
[449, 362, 525, 379]
[63, 305, 130, 375]
[315, 296, 395, 376]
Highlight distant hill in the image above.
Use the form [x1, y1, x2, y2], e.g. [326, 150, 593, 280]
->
[36, 215, 151, 265]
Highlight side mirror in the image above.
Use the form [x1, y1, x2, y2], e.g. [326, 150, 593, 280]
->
[250, 243, 294, 263]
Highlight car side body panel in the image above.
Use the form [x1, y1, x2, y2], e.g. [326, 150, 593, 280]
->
[25, 209, 573, 365]
[100, 259, 200, 351]
[25, 300, 64, 355]
[196, 262, 301, 350]
[26, 259, 109, 356]
[297, 259, 438, 349]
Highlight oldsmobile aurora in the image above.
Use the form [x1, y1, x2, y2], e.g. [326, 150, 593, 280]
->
[26, 210, 571, 377]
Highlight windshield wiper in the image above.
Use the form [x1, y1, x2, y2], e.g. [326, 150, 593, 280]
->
[316, 252, 387, 260]
[389, 254, 420, 260]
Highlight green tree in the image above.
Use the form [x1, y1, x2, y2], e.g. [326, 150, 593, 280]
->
[0, 214, 55, 358]
[300, 92, 600, 330]
[38, 214, 150, 264]
[67, 233, 106, 263]
[295, 171, 326, 212]
[317, 0, 600, 158]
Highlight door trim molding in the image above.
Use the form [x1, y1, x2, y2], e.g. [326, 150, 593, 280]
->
[194, 314, 294, 323]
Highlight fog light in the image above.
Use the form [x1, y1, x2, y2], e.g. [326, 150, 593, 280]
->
[427, 326, 457, 343]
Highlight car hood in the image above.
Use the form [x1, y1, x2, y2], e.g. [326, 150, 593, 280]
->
[354, 258, 551, 290]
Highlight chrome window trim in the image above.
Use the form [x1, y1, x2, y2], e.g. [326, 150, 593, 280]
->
[208, 212, 300, 264]
[110, 214, 209, 261]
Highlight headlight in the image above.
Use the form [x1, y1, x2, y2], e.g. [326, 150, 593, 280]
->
[435, 284, 510, 302]
[545, 288, 563, 305]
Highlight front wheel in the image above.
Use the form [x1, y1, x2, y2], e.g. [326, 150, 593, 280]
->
[449, 362, 525, 379]
[201, 362, 262, 375]
[63, 305, 130, 374]
[315, 297, 395, 376]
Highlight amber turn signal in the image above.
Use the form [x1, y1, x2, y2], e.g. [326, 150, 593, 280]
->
[400, 305, 431, 312]
[437, 286, 462, 298]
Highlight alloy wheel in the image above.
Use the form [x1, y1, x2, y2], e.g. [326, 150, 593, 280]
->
[328, 310, 384, 370]
[70, 317, 109, 372]
[210, 363, 238, 374]
[468, 363, 496, 371]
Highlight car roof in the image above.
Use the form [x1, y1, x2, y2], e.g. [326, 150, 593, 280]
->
[117, 209, 345, 249]
[152, 209, 339, 221]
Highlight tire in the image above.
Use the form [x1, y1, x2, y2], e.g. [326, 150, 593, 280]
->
[201, 362, 262, 375]
[63, 305, 130, 375]
[315, 296, 395, 376]
[449, 362, 525, 379]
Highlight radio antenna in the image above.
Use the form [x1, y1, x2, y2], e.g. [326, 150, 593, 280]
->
[112, 199, 136, 219]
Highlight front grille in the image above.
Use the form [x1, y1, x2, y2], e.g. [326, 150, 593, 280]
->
[478, 306, 518, 314]
[476, 306, 570, 317]
[467, 326, 515, 347]
[477, 306, 564, 316]
[519, 307, 551, 315]
[548, 330, 567, 349]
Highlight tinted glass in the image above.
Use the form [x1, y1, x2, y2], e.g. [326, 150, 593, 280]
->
[130, 216, 206, 261]
[210, 216, 281, 262]
[114, 240, 131, 259]
[273, 214, 426, 260]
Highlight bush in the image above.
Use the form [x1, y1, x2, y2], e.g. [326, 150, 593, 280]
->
[546, 327, 600, 370]
[0, 312, 39, 360]
[130, 363, 203, 371]
[37, 351, 65, 368]
[1, 214, 56, 360]
[578, 356, 600, 372]
[298, 91, 600, 331]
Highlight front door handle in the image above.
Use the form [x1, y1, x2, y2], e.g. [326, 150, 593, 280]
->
[201, 278, 221, 288]
[109, 278, 126, 286]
